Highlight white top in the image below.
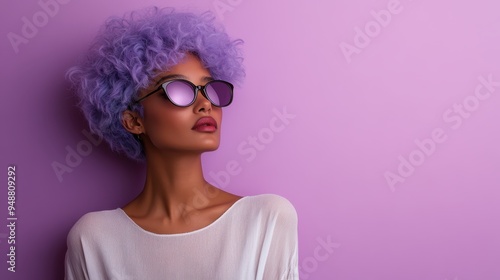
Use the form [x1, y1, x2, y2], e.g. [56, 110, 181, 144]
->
[64, 194, 299, 280]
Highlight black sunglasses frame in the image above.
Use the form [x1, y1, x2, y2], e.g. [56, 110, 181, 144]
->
[131, 79, 234, 108]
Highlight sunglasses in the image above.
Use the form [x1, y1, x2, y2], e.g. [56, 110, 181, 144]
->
[132, 79, 234, 107]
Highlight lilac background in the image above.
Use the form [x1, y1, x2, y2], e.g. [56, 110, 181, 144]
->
[1, 0, 499, 279]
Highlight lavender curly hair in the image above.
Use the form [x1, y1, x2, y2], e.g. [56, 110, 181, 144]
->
[67, 7, 245, 162]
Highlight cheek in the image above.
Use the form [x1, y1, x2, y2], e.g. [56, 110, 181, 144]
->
[143, 105, 188, 142]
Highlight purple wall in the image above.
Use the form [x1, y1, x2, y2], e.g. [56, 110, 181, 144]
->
[1, 0, 499, 279]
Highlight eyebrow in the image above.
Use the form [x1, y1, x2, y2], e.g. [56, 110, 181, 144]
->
[153, 75, 214, 87]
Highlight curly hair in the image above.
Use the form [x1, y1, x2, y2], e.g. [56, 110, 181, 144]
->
[67, 7, 245, 162]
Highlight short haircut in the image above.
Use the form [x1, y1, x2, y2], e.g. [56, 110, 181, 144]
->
[67, 7, 245, 162]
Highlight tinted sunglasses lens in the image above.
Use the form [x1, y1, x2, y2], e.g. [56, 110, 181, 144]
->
[164, 80, 194, 106]
[205, 81, 233, 107]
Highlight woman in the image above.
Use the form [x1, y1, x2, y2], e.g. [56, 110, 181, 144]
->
[64, 7, 299, 280]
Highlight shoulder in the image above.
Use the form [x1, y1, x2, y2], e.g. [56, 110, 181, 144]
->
[241, 194, 298, 223]
[65, 209, 123, 277]
[67, 209, 122, 245]
[245, 194, 296, 210]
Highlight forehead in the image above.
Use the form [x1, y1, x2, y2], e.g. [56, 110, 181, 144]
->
[155, 53, 211, 81]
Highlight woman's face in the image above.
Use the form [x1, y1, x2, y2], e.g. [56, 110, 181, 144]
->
[137, 53, 223, 156]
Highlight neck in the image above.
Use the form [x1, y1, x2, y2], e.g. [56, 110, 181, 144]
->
[131, 149, 210, 220]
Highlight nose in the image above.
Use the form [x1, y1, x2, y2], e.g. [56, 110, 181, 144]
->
[193, 88, 212, 113]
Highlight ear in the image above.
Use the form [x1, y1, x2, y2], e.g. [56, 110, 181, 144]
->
[121, 110, 144, 135]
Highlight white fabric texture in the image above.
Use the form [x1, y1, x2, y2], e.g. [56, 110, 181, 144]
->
[64, 194, 299, 280]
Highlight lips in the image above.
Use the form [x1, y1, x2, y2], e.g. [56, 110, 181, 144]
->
[192, 116, 218, 132]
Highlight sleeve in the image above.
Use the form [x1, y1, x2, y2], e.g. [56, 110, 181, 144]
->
[64, 216, 91, 280]
[259, 195, 299, 280]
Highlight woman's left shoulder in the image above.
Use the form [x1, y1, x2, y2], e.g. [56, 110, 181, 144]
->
[242, 194, 298, 219]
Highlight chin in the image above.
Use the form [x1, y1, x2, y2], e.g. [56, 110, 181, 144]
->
[204, 144, 220, 152]
[198, 139, 220, 151]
